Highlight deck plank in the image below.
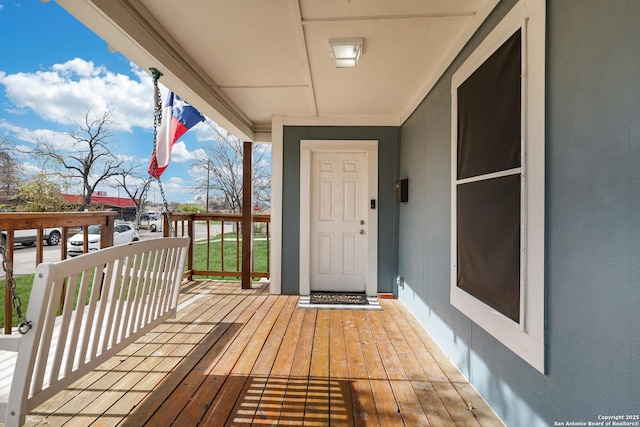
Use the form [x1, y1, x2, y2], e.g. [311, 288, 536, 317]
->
[105, 290, 245, 426]
[379, 303, 434, 382]
[412, 380, 457, 427]
[389, 379, 432, 427]
[328, 310, 354, 426]
[354, 310, 405, 426]
[168, 294, 275, 426]
[432, 381, 483, 427]
[126, 290, 265, 426]
[391, 300, 468, 383]
[210, 296, 288, 425]
[249, 296, 299, 424]
[305, 308, 330, 426]
[22, 281, 505, 427]
[366, 310, 408, 382]
[278, 309, 316, 426]
[342, 310, 380, 426]
[453, 382, 504, 427]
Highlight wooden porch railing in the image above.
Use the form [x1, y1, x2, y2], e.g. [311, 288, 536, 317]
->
[1, 211, 118, 334]
[2, 211, 271, 334]
[164, 212, 270, 284]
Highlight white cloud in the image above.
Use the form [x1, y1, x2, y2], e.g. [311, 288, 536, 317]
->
[169, 140, 202, 163]
[192, 118, 234, 143]
[0, 118, 21, 134]
[53, 58, 105, 78]
[29, 128, 78, 150]
[20, 162, 39, 175]
[165, 176, 185, 187]
[115, 153, 138, 163]
[0, 58, 154, 131]
[0, 119, 74, 149]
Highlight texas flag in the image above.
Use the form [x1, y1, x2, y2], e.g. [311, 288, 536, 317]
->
[148, 91, 205, 178]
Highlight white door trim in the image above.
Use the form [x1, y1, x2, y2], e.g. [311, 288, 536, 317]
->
[300, 140, 378, 296]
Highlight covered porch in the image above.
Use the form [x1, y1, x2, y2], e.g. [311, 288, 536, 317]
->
[22, 280, 502, 426]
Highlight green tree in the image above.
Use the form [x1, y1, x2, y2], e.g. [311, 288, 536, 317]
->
[177, 203, 201, 213]
[17, 174, 67, 212]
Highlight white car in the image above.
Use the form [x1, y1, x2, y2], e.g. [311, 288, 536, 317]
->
[67, 222, 140, 257]
[1, 228, 63, 247]
[141, 211, 159, 220]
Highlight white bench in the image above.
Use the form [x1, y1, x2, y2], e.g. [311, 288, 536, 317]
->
[0, 237, 190, 427]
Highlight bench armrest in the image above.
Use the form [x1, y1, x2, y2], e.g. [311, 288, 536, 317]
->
[0, 335, 20, 352]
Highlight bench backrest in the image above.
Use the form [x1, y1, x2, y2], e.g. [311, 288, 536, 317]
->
[4, 236, 189, 427]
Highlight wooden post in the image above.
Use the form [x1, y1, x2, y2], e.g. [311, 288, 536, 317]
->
[101, 215, 115, 248]
[187, 214, 195, 281]
[4, 231, 14, 334]
[242, 141, 253, 289]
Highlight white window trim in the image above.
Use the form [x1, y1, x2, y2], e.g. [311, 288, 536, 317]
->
[450, 0, 546, 373]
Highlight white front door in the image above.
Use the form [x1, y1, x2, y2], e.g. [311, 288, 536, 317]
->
[299, 140, 378, 297]
[310, 151, 367, 292]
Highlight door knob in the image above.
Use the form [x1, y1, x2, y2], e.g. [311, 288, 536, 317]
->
[359, 229, 365, 235]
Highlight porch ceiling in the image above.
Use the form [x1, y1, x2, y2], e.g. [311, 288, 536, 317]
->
[56, 0, 498, 142]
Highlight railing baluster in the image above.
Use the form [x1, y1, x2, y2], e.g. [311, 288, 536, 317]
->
[169, 212, 270, 281]
[1, 211, 118, 334]
[206, 220, 211, 271]
[266, 222, 270, 271]
[235, 221, 240, 276]
[221, 221, 225, 273]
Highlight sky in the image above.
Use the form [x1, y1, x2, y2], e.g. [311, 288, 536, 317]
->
[0, 1, 229, 205]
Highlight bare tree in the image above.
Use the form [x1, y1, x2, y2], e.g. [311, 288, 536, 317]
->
[192, 124, 271, 213]
[115, 160, 152, 220]
[0, 136, 23, 206]
[27, 110, 124, 211]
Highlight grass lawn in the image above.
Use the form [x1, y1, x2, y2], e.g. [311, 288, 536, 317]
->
[1, 275, 34, 329]
[1, 233, 270, 328]
[193, 232, 269, 279]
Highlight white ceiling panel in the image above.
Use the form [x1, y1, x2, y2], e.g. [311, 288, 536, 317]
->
[57, 0, 498, 141]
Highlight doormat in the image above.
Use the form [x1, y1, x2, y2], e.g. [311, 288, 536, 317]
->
[309, 292, 369, 305]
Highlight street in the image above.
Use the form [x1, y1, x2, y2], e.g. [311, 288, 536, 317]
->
[1, 220, 220, 278]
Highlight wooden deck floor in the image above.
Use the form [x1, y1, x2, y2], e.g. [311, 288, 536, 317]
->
[23, 280, 504, 426]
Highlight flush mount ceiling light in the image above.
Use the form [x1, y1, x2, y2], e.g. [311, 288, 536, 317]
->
[329, 38, 363, 68]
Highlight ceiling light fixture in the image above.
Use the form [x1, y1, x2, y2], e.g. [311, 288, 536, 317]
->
[329, 38, 363, 68]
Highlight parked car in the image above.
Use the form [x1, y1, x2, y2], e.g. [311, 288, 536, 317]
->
[141, 211, 159, 220]
[67, 222, 139, 257]
[0, 228, 63, 247]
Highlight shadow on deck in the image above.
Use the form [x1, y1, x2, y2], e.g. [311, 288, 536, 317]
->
[23, 280, 504, 426]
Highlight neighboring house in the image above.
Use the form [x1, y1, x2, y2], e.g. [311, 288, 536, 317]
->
[56, 1, 639, 425]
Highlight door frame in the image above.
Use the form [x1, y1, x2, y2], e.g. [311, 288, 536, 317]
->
[299, 140, 378, 296]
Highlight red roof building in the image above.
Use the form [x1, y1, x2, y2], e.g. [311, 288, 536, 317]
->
[63, 194, 137, 208]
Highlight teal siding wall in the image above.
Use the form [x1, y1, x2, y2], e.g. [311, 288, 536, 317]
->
[398, 0, 640, 425]
[281, 126, 400, 295]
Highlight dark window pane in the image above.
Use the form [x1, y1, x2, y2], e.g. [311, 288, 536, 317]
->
[457, 175, 521, 322]
[457, 30, 521, 180]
